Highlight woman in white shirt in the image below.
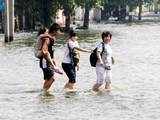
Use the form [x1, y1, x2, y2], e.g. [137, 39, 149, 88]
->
[62, 30, 91, 90]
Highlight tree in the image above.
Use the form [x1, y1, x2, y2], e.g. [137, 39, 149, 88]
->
[138, 0, 143, 20]
[15, 0, 57, 31]
[39, 0, 53, 27]
[83, 0, 90, 28]
[127, 0, 153, 21]
[54, 0, 76, 31]
[77, 0, 102, 29]
[15, 0, 40, 30]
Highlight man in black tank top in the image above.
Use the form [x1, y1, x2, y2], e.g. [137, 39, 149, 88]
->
[38, 23, 63, 92]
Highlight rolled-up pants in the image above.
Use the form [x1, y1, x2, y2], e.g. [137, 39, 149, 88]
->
[96, 64, 111, 85]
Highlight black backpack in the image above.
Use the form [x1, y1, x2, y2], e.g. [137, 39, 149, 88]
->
[90, 42, 105, 67]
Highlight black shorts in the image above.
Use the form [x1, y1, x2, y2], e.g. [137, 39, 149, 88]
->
[62, 63, 76, 83]
[42, 67, 54, 80]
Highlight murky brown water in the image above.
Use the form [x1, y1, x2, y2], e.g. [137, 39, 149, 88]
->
[1, 23, 160, 120]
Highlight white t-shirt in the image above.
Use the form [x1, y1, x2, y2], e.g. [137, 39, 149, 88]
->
[62, 40, 79, 63]
[97, 42, 112, 66]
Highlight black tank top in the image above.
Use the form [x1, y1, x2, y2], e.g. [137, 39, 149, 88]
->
[39, 38, 54, 68]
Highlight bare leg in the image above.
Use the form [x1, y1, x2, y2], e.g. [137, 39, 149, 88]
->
[43, 77, 54, 91]
[105, 81, 111, 90]
[92, 83, 102, 92]
[64, 82, 74, 89]
[43, 52, 55, 67]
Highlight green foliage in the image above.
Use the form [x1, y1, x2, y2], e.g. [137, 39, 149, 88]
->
[75, 0, 85, 7]
[14, 0, 157, 30]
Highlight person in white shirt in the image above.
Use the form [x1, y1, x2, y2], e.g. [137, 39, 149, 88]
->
[62, 30, 91, 90]
[92, 31, 114, 92]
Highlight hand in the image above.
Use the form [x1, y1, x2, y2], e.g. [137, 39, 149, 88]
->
[111, 57, 115, 65]
[89, 50, 93, 53]
[54, 67, 63, 75]
[87, 50, 92, 53]
[97, 59, 103, 65]
[84, 49, 92, 53]
[52, 59, 56, 66]
[76, 64, 80, 71]
[104, 66, 111, 70]
[51, 66, 63, 75]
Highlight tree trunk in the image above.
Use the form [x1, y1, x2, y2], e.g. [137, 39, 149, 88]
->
[22, 11, 25, 30]
[65, 14, 71, 31]
[83, 0, 90, 29]
[119, 5, 126, 22]
[63, 4, 71, 32]
[32, 16, 35, 30]
[154, 0, 158, 14]
[138, 0, 142, 20]
[14, 15, 19, 32]
[18, 14, 23, 31]
[0, 12, 5, 33]
[40, 0, 51, 27]
[128, 6, 133, 22]
[101, 2, 110, 20]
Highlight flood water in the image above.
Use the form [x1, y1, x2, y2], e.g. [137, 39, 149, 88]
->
[1, 23, 160, 120]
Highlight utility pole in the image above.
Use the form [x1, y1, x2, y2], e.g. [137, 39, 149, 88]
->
[4, 0, 14, 42]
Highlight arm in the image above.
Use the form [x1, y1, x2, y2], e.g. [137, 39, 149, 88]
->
[74, 47, 91, 53]
[97, 51, 103, 64]
[52, 59, 56, 66]
[42, 39, 56, 68]
[41, 38, 49, 54]
[111, 56, 115, 65]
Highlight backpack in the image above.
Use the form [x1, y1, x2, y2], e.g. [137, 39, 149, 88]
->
[34, 34, 53, 59]
[34, 38, 42, 59]
[89, 42, 105, 67]
[68, 43, 80, 66]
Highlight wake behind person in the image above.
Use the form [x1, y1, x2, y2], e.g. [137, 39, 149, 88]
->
[36, 23, 63, 92]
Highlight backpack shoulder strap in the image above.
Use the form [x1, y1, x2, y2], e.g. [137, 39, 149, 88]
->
[67, 42, 71, 52]
[67, 43, 72, 57]
[101, 42, 105, 54]
[67, 42, 74, 64]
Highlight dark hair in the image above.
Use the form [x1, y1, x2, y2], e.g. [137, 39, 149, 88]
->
[69, 29, 76, 38]
[48, 23, 61, 33]
[102, 31, 112, 40]
[37, 27, 47, 36]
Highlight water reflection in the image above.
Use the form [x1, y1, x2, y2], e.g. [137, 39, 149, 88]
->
[64, 91, 78, 98]
[39, 91, 55, 103]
